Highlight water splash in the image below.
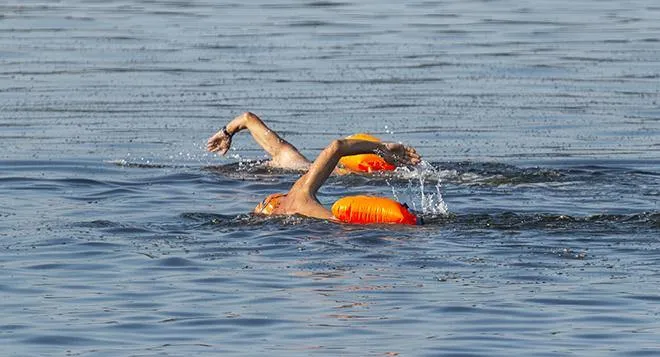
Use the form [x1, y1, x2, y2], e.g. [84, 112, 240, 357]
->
[389, 161, 449, 216]
[236, 155, 269, 172]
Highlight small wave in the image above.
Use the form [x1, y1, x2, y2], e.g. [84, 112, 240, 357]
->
[180, 212, 272, 228]
[433, 161, 565, 186]
[75, 220, 119, 228]
[411, 161, 660, 189]
[108, 160, 175, 169]
[287, 20, 333, 27]
[180, 211, 659, 232]
[304, 1, 349, 8]
[202, 161, 299, 180]
[426, 211, 660, 231]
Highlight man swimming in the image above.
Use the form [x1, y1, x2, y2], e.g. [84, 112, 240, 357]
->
[207, 112, 422, 223]
[207, 112, 417, 173]
[207, 112, 322, 171]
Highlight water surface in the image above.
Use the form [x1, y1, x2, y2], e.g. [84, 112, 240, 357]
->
[1, 0, 659, 356]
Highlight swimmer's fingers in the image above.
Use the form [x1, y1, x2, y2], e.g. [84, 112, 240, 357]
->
[381, 143, 404, 165]
[206, 131, 232, 156]
[398, 146, 421, 166]
[406, 146, 421, 165]
[383, 143, 421, 166]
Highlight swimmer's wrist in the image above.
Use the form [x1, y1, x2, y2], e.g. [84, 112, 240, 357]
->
[222, 126, 233, 138]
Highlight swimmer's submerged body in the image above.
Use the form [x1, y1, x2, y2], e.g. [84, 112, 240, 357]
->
[207, 112, 422, 225]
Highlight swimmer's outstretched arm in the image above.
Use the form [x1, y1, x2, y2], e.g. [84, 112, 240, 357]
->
[293, 139, 421, 197]
[207, 112, 310, 169]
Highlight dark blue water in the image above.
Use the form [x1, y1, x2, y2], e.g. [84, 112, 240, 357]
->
[1, 0, 659, 356]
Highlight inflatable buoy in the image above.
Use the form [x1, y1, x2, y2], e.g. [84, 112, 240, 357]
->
[331, 195, 419, 225]
[339, 133, 396, 173]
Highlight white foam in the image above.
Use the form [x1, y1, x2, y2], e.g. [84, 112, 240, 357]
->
[389, 161, 449, 216]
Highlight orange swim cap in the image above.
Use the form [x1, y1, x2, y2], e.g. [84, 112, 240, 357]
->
[255, 193, 286, 215]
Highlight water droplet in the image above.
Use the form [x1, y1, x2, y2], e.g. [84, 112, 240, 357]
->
[389, 161, 449, 216]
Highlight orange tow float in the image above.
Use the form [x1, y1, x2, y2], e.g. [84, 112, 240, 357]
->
[331, 195, 419, 225]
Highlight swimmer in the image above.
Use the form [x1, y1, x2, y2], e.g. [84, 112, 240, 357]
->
[252, 133, 421, 222]
[208, 112, 422, 224]
[207, 112, 417, 173]
[207, 112, 318, 171]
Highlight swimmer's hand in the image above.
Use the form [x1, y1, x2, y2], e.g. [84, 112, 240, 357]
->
[381, 142, 421, 166]
[206, 128, 233, 156]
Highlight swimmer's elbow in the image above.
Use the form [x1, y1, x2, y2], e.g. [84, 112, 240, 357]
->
[328, 139, 343, 155]
[242, 111, 260, 124]
[331, 139, 363, 159]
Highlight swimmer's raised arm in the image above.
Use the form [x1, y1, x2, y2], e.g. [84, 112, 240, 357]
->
[207, 112, 310, 169]
[292, 139, 421, 197]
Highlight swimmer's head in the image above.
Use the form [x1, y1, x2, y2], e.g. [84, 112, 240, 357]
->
[254, 193, 286, 215]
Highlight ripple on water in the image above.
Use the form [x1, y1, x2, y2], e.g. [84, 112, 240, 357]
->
[150, 256, 200, 268]
[23, 335, 116, 346]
